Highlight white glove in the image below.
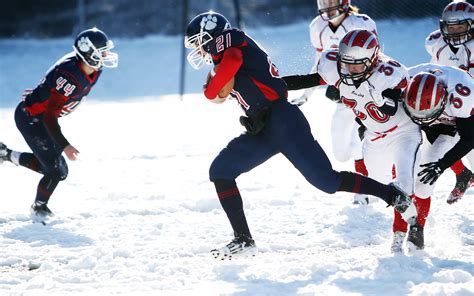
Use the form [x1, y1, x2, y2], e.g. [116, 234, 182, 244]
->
[290, 94, 308, 106]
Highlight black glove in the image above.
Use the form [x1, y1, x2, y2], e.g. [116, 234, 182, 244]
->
[325, 85, 341, 103]
[418, 161, 447, 185]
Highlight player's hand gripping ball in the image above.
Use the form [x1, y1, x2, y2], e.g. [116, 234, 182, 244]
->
[205, 64, 234, 103]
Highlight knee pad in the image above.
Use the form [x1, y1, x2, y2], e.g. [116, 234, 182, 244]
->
[47, 158, 69, 181]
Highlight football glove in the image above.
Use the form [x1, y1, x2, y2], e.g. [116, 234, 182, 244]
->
[418, 161, 446, 185]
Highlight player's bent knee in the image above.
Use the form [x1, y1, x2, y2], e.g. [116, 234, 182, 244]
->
[209, 159, 234, 182]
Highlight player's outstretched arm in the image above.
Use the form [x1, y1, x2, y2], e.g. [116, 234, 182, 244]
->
[282, 73, 324, 91]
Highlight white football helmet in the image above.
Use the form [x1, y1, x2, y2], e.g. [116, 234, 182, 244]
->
[337, 29, 380, 85]
[440, 2, 474, 47]
[403, 72, 448, 126]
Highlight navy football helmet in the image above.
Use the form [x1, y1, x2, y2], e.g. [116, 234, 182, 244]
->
[73, 28, 118, 70]
[184, 12, 231, 69]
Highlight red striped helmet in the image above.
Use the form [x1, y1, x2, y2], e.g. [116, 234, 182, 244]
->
[337, 29, 380, 85]
[440, 2, 474, 47]
[403, 72, 448, 126]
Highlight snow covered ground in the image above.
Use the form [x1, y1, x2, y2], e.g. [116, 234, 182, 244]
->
[0, 18, 473, 295]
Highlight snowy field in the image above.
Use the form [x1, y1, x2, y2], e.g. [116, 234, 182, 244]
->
[0, 18, 473, 295]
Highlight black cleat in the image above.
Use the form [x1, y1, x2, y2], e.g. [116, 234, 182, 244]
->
[389, 183, 417, 225]
[31, 201, 54, 218]
[211, 234, 257, 260]
[0, 142, 11, 164]
[447, 168, 473, 204]
[407, 223, 424, 250]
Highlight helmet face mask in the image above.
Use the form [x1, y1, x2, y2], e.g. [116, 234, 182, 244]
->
[317, 0, 349, 22]
[184, 31, 214, 70]
[74, 28, 118, 70]
[440, 2, 474, 47]
[184, 12, 231, 70]
[337, 30, 379, 86]
[403, 72, 448, 126]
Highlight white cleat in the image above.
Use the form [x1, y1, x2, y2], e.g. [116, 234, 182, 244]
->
[211, 235, 257, 260]
[391, 231, 406, 254]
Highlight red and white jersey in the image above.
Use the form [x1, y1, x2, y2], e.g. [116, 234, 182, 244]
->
[408, 63, 474, 126]
[318, 50, 413, 134]
[425, 30, 474, 76]
[309, 13, 377, 67]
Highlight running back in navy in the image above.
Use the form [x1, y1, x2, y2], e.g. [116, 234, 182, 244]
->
[185, 12, 417, 258]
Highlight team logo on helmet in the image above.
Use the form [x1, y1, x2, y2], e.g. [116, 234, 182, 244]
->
[77, 37, 92, 52]
[200, 15, 218, 31]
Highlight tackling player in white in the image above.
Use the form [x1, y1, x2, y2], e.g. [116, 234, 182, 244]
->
[283, 30, 422, 252]
[397, 64, 474, 251]
[424, 1, 474, 203]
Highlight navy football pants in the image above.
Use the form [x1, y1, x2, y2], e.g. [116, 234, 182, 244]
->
[15, 104, 68, 203]
[209, 99, 342, 194]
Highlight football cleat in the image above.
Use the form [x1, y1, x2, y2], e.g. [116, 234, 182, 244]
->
[391, 231, 406, 253]
[447, 168, 473, 204]
[30, 201, 54, 218]
[211, 234, 257, 260]
[353, 193, 369, 205]
[0, 142, 10, 164]
[407, 223, 424, 250]
[389, 183, 417, 225]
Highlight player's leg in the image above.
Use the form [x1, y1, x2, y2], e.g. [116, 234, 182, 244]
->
[269, 101, 416, 221]
[209, 132, 278, 259]
[390, 131, 422, 251]
[447, 155, 473, 204]
[411, 135, 454, 249]
[15, 104, 68, 215]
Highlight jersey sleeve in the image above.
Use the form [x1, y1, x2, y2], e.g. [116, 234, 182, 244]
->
[316, 50, 340, 86]
[425, 30, 443, 60]
[354, 14, 377, 35]
[309, 18, 324, 72]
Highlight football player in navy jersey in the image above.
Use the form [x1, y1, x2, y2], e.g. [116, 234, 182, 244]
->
[0, 28, 118, 218]
[184, 11, 418, 260]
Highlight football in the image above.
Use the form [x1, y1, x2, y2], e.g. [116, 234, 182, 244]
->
[207, 64, 235, 98]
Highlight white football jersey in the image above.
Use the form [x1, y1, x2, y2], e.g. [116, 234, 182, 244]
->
[309, 13, 377, 68]
[425, 30, 474, 76]
[318, 50, 413, 133]
[408, 63, 474, 126]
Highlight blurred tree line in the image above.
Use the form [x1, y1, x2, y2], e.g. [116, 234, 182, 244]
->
[2, 0, 471, 38]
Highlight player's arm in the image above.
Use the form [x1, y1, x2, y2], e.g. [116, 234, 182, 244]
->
[419, 115, 474, 185]
[42, 90, 70, 150]
[439, 115, 474, 168]
[282, 73, 326, 90]
[204, 47, 242, 99]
